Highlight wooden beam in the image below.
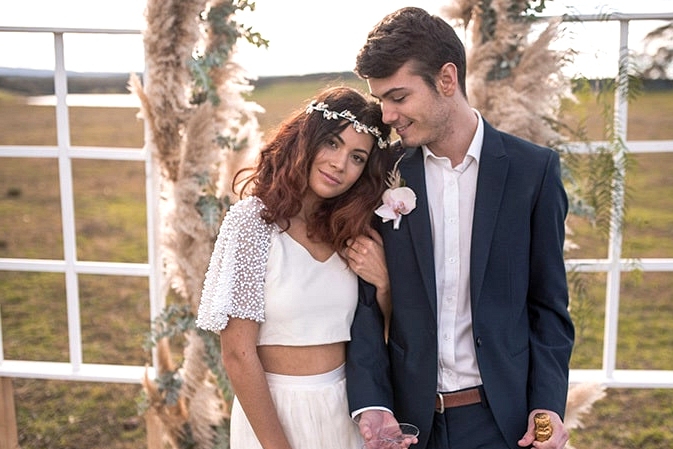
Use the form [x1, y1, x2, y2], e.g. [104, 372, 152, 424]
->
[145, 411, 164, 449]
[0, 377, 19, 449]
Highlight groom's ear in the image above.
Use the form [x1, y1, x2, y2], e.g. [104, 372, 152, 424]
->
[437, 62, 458, 97]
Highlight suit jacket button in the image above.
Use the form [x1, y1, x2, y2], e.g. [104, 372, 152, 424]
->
[476, 337, 482, 346]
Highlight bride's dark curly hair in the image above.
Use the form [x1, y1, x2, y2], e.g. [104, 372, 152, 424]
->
[234, 86, 392, 252]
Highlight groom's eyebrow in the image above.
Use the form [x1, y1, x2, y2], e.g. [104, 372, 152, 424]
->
[371, 87, 406, 101]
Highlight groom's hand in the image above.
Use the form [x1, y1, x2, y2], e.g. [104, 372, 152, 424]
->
[518, 409, 568, 449]
[358, 410, 398, 442]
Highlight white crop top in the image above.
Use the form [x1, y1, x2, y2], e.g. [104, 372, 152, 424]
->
[196, 196, 358, 346]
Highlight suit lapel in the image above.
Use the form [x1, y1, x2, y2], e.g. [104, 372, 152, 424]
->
[399, 148, 437, 316]
[395, 124, 509, 315]
[470, 122, 509, 308]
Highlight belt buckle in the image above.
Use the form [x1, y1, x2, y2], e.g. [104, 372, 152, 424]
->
[436, 392, 445, 414]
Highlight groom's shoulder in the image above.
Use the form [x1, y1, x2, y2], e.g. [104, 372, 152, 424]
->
[486, 120, 554, 156]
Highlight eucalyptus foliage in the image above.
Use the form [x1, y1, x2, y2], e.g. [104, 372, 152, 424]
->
[138, 1, 265, 447]
[190, 0, 268, 107]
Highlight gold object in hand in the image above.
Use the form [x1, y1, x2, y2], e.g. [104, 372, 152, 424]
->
[534, 412, 553, 442]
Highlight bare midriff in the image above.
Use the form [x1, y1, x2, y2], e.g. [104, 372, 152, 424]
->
[257, 342, 346, 375]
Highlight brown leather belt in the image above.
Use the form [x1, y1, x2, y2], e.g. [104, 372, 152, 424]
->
[435, 387, 482, 413]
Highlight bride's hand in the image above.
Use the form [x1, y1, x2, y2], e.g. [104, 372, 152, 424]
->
[346, 228, 389, 292]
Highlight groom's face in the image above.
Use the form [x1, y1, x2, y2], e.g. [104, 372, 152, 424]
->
[367, 61, 449, 150]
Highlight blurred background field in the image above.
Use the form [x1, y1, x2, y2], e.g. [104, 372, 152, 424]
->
[0, 76, 672, 448]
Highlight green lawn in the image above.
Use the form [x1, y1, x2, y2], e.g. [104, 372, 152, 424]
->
[0, 84, 672, 449]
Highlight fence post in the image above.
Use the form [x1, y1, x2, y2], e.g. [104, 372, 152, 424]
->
[0, 377, 19, 449]
[145, 411, 164, 449]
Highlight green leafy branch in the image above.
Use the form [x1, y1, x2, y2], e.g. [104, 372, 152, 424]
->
[142, 303, 234, 447]
[190, 0, 268, 106]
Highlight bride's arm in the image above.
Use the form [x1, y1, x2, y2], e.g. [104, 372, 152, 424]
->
[220, 318, 293, 449]
[346, 228, 391, 340]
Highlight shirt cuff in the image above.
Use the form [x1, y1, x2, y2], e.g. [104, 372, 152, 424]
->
[351, 406, 394, 422]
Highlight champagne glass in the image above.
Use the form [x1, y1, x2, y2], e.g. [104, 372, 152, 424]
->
[361, 423, 419, 449]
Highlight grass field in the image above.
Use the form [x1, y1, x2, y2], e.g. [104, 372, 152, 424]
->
[0, 81, 672, 449]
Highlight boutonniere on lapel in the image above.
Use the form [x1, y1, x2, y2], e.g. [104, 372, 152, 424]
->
[375, 154, 417, 230]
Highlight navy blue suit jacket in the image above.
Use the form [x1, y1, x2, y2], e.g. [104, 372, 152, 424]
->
[346, 120, 575, 449]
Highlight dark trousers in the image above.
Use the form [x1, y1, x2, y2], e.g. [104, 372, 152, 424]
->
[426, 393, 511, 449]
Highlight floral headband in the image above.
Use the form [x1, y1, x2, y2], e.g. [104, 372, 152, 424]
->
[305, 100, 389, 149]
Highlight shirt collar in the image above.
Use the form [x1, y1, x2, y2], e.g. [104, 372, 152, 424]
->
[422, 108, 484, 165]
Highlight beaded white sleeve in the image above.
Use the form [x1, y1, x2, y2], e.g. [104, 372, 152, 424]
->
[196, 196, 273, 333]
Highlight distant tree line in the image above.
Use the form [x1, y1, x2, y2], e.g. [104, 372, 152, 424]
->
[1, 71, 670, 97]
[0, 71, 143, 96]
[0, 70, 365, 96]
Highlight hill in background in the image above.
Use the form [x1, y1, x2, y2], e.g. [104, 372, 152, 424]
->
[0, 67, 362, 96]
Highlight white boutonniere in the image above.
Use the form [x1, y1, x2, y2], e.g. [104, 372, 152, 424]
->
[375, 154, 417, 230]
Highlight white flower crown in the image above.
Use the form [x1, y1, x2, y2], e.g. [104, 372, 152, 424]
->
[305, 100, 389, 149]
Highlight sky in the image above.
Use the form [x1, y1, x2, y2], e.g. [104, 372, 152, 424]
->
[0, 0, 671, 78]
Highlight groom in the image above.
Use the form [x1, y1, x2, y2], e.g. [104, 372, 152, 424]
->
[346, 7, 574, 449]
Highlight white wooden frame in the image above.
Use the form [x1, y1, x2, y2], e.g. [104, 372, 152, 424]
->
[0, 27, 160, 383]
[0, 12, 672, 390]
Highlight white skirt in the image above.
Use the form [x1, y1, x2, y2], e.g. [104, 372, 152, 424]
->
[229, 364, 363, 449]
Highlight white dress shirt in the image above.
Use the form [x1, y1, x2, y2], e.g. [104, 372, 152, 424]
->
[423, 110, 484, 392]
[351, 111, 487, 419]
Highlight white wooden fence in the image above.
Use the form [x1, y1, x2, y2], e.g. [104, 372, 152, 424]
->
[1, 11, 672, 447]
